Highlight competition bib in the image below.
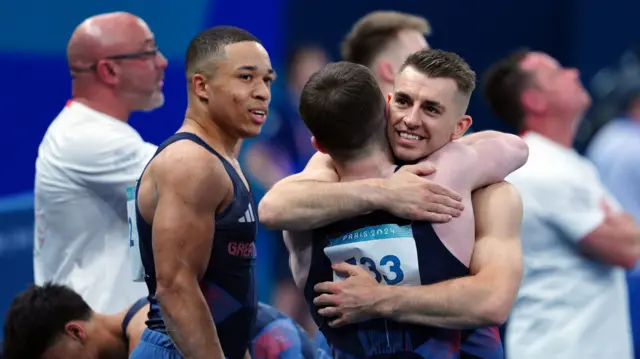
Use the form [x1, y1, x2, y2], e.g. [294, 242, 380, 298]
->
[323, 224, 421, 286]
[126, 184, 145, 282]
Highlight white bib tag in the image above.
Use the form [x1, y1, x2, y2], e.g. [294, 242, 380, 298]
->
[126, 184, 146, 282]
[323, 224, 421, 286]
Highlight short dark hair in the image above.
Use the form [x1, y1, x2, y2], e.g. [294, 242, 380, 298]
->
[299, 61, 386, 162]
[401, 49, 476, 100]
[185, 26, 260, 79]
[341, 11, 430, 67]
[3, 283, 92, 359]
[482, 49, 531, 133]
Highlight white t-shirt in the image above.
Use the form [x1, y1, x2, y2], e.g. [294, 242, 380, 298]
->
[505, 132, 633, 359]
[34, 101, 157, 314]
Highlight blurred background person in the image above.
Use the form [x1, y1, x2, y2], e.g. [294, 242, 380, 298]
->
[483, 50, 638, 359]
[341, 10, 430, 95]
[33, 12, 167, 314]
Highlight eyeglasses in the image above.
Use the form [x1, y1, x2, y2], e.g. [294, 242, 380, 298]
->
[70, 48, 160, 73]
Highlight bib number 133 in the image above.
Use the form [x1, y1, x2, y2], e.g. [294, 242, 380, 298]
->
[345, 255, 404, 285]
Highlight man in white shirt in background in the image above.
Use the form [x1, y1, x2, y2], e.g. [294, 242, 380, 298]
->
[483, 50, 639, 359]
[34, 12, 168, 314]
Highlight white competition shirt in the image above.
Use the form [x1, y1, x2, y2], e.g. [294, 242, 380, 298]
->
[34, 101, 157, 314]
[505, 132, 633, 359]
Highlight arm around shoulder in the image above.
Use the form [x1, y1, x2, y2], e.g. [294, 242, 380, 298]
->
[461, 131, 529, 188]
[259, 152, 465, 231]
[258, 152, 387, 231]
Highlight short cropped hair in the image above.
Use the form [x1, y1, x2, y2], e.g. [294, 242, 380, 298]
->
[3, 283, 92, 359]
[299, 62, 386, 162]
[341, 11, 430, 67]
[400, 49, 476, 101]
[482, 50, 531, 133]
[185, 26, 260, 79]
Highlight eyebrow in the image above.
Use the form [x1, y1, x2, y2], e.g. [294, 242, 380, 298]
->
[238, 65, 276, 75]
[421, 99, 444, 111]
[395, 91, 445, 110]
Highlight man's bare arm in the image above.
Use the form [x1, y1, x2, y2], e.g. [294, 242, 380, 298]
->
[538, 176, 640, 269]
[151, 144, 227, 359]
[458, 131, 529, 188]
[580, 207, 640, 269]
[258, 153, 464, 231]
[259, 153, 382, 230]
[457, 130, 506, 144]
[282, 230, 313, 291]
[372, 182, 523, 328]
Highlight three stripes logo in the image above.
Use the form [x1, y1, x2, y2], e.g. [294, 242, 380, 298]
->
[238, 203, 255, 223]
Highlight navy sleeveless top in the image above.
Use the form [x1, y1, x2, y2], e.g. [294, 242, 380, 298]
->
[121, 297, 148, 342]
[306, 210, 469, 358]
[136, 133, 258, 359]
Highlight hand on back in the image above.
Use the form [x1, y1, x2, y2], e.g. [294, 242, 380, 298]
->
[382, 162, 464, 223]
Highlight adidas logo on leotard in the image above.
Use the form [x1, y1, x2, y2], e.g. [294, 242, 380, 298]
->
[238, 203, 255, 223]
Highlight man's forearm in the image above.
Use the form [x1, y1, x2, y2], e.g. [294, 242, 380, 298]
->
[460, 132, 528, 188]
[259, 178, 387, 231]
[457, 130, 504, 145]
[588, 212, 640, 269]
[373, 277, 506, 329]
[157, 282, 225, 359]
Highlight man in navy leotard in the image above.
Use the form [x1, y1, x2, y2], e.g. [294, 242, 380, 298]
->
[259, 51, 525, 358]
[128, 26, 275, 359]
[2, 284, 328, 359]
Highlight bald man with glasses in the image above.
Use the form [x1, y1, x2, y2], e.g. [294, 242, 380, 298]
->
[34, 12, 168, 314]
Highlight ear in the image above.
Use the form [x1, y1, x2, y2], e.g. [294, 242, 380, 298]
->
[521, 88, 545, 114]
[376, 60, 396, 85]
[95, 60, 119, 86]
[451, 115, 473, 140]
[385, 98, 391, 121]
[64, 321, 87, 344]
[311, 136, 327, 154]
[191, 74, 210, 102]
